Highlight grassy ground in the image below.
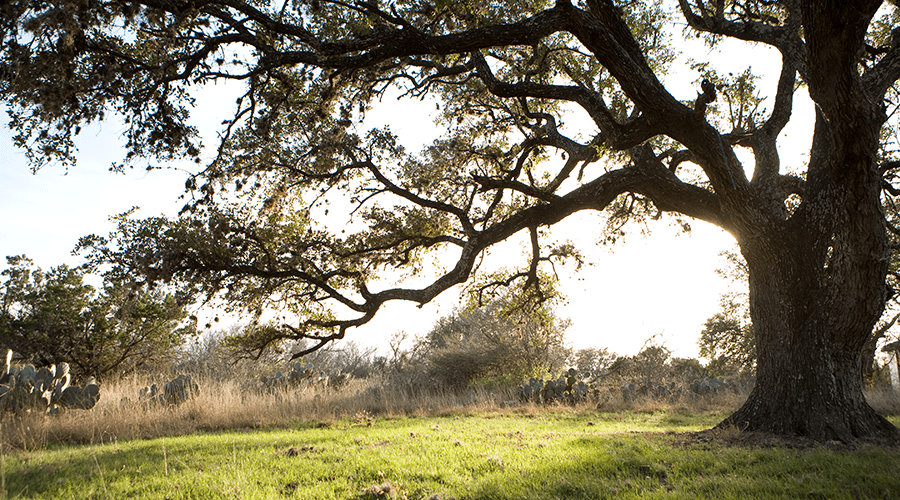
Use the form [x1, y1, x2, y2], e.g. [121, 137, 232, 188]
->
[2, 411, 900, 499]
[2, 375, 899, 499]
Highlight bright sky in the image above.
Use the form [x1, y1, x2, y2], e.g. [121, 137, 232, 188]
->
[0, 25, 813, 361]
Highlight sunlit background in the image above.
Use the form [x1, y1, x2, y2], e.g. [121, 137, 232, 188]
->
[0, 30, 814, 360]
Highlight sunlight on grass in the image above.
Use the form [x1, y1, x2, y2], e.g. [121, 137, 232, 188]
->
[0, 373, 897, 499]
[2, 411, 898, 500]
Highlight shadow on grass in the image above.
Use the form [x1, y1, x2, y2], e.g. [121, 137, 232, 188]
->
[462, 432, 900, 500]
[4, 418, 900, 499]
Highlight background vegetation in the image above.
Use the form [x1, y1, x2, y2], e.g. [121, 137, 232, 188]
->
[0, 256, 196, 380]
[2, 271, 897, 452]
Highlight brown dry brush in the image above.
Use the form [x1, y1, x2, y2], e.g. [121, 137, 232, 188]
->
[0, 373, 713, 450]
[1, 371, 897, 452]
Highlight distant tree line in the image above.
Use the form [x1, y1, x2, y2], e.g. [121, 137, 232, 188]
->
[178, 302, 735, 396]
[7, 251, 893, 393]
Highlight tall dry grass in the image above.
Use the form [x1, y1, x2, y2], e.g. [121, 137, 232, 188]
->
[0, 373, 529, 451]
[3, 371, 897, 452]
[866, 386, 900, 416]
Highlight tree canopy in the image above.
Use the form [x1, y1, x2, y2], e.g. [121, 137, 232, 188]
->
[4, 0, 900, 441]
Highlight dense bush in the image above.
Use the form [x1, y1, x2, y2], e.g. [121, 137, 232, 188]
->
[0, 256, 196, 379]
[408, 300, 570, 391]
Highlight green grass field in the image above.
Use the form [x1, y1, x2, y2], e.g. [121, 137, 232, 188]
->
[3, 411, 899, 499]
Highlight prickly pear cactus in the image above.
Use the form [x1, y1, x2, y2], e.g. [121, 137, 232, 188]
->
[56, 383, 101, 412]
[517, 370, 598, 405]
[325, 369, 353, 389]
[139, 374, 200, 406]
[288, 362, 314, 385]
[0, 350, 101, 414]
[259, 362, 317, 394]
[139, 383, 160, 402]
[164, 374, 199, 405]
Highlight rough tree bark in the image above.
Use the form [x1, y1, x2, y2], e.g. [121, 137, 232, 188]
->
[715, 1, 899, 441]
[728, 225, 896, 440]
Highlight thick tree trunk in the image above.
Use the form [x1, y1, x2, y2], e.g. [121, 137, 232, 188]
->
[715, 0, 900, 439]
[720, 237, 898, 441]
[721, 250, 898, 441]
[720, 143, 899, 442]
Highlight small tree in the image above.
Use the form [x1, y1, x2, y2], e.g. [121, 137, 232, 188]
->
[698, 297, 756, 377]
[415, 299, 569, 390]
[570, 347, 616, 377]
[0, 256, 196, 379]
[619, 338, 672, 382]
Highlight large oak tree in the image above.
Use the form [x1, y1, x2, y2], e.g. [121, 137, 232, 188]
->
[3, 0, 900, 442]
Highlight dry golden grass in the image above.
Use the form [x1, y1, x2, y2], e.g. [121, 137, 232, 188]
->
[0, 374, 530, 450]
[596, 390, 750, 415]
[3, 372, 897, 452]
[866, 387, 900, 415]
